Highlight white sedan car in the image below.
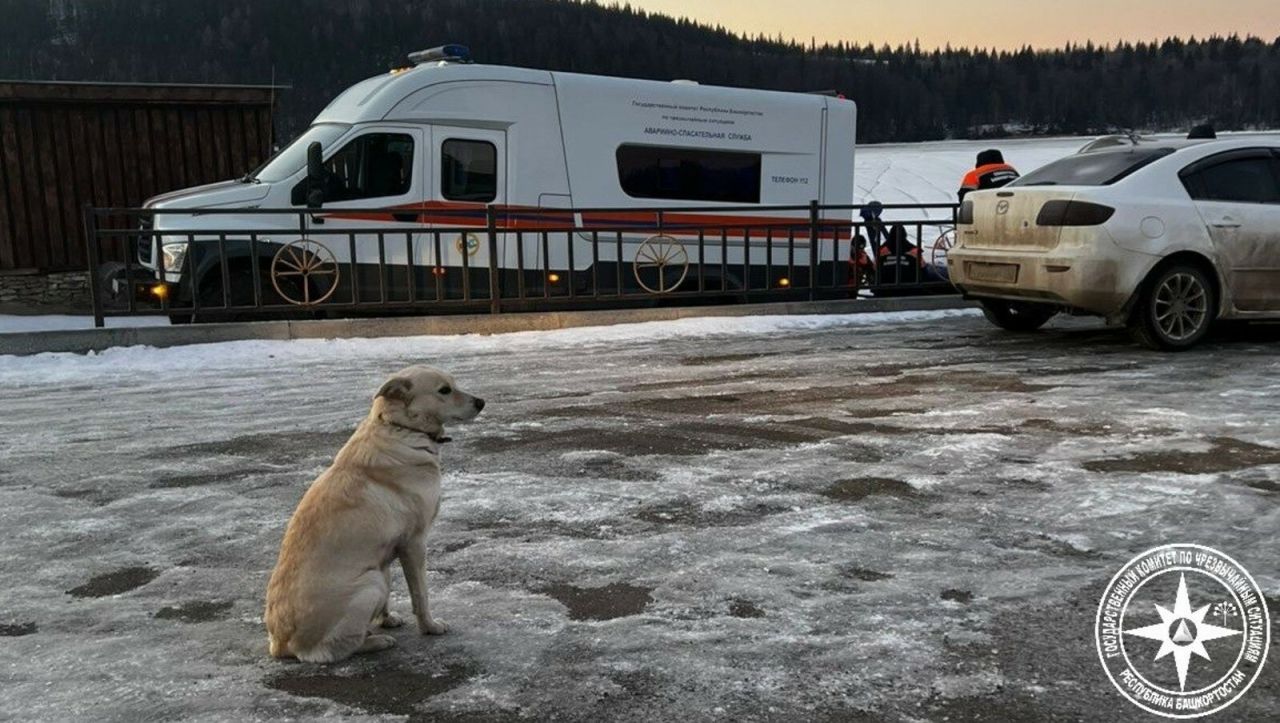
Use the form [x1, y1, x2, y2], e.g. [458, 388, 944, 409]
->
[948, 137, 1280, 349]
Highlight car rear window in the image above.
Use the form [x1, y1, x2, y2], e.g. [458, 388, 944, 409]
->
[1011, 147, 1175, 187]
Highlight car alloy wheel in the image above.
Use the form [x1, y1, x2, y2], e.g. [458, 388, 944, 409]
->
[1153, 271, 1209, 342]
[1130, 263, 1216, 351]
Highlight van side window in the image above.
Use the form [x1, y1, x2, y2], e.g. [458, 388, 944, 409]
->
[616, 145, 762, 203]
[441, 140, 497, 202]
[1181, 155, 1280, 204]
[307, 133, 414, 204]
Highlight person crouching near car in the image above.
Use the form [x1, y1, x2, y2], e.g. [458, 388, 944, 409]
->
[875, 224, 949, 286]
[849, 202, 885, 293]
[958, 149, 1020, 201]
[877, 224, 923, 285]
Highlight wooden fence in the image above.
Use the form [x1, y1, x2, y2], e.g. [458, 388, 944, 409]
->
[0, 81, 280, 273]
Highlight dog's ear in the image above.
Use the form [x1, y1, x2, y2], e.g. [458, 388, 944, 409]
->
[375, 377, 413, 404]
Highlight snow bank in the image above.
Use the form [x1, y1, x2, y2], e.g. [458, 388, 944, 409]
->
[0, 315, 169, 334]
[0, 309, 979, 385]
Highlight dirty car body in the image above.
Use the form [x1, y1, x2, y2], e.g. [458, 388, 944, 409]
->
[948, 137, 1280, 348]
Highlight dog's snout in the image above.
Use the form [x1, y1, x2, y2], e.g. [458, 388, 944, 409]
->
[473, 397, 486, 411]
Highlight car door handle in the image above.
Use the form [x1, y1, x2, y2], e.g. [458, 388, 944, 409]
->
[393, 212, 419, 223]
[1211, 221, 1241, 229]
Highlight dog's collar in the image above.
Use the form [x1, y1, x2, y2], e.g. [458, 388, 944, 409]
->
[388, 421, 451, 448]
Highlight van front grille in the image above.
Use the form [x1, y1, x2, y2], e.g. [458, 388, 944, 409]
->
[137, 217, 153, 264]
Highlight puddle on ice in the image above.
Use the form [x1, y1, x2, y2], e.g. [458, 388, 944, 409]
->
[149, 468, 276, 489]
[727, 598, 766, 618]
[1084, 436, 1280, 474]
[0, 621, 37, 636]
[154, 600, 235, 623]
[836, 565, 894, 582]
[265, 664, 478, 717]
[633, 498, 790, 527]
[66, 566, 160, 597]
[940, 589, 974, 604]
[822, 477, 926, 503]
[539, 583, 654, 621]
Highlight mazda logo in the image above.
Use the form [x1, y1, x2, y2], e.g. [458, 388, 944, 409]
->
[996, 200, 1010, 215]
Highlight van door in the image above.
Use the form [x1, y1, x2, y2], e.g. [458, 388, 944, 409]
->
[303, 127, 425, 303]
[429, 127, 507, 295]
[1182, 149, 1280, 311]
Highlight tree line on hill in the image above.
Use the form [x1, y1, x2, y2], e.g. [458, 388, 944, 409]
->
[2, 0, 1279, 144]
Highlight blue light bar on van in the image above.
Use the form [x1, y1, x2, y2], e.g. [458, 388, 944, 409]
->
[407, 45, 472, 65]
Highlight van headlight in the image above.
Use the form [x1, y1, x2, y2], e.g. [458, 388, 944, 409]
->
[160, 242, 189, 271]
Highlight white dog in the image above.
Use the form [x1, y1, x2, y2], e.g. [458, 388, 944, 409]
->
[264, 365, 484, 663]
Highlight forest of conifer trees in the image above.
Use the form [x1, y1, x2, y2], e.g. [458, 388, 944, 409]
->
[2, 0, 1278, 143]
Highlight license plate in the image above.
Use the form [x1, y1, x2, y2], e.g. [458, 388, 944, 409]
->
[966, 262, 1019, 284]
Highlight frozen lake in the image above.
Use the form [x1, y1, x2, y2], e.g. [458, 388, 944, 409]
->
[856, 136, 1089, 207]
[1, 311, 1277, 720]
[854, 132, 1280, 217]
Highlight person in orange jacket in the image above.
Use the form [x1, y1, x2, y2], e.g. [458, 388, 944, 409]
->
[877, 223, 923, 284]
[958, 149, 1020, 201]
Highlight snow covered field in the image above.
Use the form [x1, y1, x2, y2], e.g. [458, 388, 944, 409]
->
[1, 311, 1277, 720]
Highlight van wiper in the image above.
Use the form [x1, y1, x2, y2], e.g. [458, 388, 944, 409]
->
[1019, 182, 1058, 187]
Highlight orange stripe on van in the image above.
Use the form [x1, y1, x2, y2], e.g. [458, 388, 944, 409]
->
[320, 202, 850, 239]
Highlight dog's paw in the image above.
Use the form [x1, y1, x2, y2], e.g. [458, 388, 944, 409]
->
[360, 634, 397, 653]
[421, 618, 448, 635]
[379, 612, 405, 629]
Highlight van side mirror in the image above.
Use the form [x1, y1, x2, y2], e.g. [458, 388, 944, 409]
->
[305, 142, 325, 209]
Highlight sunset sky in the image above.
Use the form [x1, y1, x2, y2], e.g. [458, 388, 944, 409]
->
[627, 0, 1280, 50]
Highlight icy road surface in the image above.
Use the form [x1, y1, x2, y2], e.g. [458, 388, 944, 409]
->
[1, 311, 1278, 721]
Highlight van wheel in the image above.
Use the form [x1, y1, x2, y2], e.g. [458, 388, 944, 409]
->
[189, 264, 263, 322]
[95, 262, 128, 308]
[979, 300, 1057, 331]
[1129, 263, 1216, 351]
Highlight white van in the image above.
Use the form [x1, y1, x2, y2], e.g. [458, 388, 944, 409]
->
[137, 47, 856, 311]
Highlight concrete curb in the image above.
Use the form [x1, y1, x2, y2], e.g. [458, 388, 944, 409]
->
[0, 296, 975, 356]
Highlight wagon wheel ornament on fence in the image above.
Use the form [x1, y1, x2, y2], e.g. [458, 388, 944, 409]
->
[271, 239, 340, 306]
[930, 227, 956, 268]
[633, 235, 690, 294]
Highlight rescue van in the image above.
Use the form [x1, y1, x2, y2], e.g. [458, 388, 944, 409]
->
[138, 46, 856, 311]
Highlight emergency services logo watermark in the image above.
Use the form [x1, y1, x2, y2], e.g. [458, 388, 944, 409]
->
[1095, 544, 1270, 719]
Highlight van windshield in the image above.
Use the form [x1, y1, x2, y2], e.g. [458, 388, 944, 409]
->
[250, 123, 351, 183]
[1011, 147, 1175, 187]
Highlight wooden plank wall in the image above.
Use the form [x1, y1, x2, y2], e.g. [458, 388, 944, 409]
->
[0, 82, 278, 272]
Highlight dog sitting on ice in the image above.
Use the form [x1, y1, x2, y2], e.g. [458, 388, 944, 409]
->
[265, 365, 484, 663]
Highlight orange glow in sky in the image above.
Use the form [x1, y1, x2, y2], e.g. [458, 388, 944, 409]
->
[626, 0, 1280, 50]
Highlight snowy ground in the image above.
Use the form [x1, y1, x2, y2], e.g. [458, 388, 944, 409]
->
[1, 311, 1277, 721]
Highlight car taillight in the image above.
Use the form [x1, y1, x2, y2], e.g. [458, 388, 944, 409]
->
[957, 200, 974, 225]
[1036, 200, 1115, 226]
